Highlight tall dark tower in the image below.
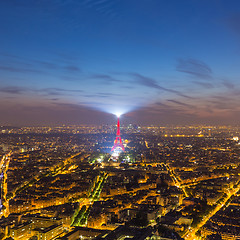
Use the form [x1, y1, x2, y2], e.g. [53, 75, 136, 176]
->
[111, 117, 125, 152]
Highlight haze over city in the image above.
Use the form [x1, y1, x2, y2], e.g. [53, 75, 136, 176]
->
[1, 0, 240, 125]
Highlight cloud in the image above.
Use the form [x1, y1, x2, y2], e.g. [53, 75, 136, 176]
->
[222, 80, 235, 89]
[192, 81, 214, 88]
[131, 73, 193, 99]
[0, 86, 84, 96]
[49, 98, 59, 101]
[120, 85, 134, 89]
[208, 99, 236, 110]
[167, 99, 194, 108]
[0, 86, 26, 94]
[0, 85, 84, 97]
[0, 55, 51, 74]
[96, 92, 124, 97]
[176, 58, 212, 80]
[61, 75, 81, 81]
[81, 93, 123, 99]
[212, 95, 232, 101]
[154, 102, 171, 108]
[0, 65, 43, 73]
[34, 60, 58, 70]
[53, 102, 83, 110]
[39, 87, 83, 96]
[64, 65, 81, 72]
[128, 102, 200, 125]
[35, 60, 81, 72]
[132, 73, 162, 89]
[0, 52, 82, 77]
[0, 99, 114, 126]
[90, 74, 121, 83]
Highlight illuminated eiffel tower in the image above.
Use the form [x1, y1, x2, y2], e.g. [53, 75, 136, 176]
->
[111, 117, 125, 152]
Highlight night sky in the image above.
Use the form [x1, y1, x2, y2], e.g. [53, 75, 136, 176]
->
[1, 0, 240, 126]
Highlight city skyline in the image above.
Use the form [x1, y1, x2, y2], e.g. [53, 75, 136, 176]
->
[1, 0, 240, 126]
[2, 3, 240, 237]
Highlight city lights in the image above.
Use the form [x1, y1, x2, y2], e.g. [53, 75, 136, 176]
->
[1, 0, 240, 239]
[1, 125, 240, 239]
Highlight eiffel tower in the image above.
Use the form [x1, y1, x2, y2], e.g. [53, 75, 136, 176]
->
[111, 117, 125, 152]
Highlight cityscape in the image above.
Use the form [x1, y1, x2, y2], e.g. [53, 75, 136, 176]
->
[1, 0, 240, 239]
[1, 121, 240, 239]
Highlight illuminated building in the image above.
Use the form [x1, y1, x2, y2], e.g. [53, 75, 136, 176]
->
[36, 224, 63, 239]
[9, 222, 32, 239]
[93, 225, 160, 240]
[56, 227, 109, 240]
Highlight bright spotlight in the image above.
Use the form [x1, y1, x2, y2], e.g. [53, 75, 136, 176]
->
[115, 112, 122, 118]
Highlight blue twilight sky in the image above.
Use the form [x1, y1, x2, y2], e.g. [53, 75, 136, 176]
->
[1, 0, 240, 126]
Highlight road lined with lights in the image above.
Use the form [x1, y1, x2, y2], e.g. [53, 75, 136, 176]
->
[163, 163, 188, 197]
[1, 151, 84, 218]
[71, 172, 108, 226]
[183, 177, 240, 240]
[0, 151, 12, 217]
